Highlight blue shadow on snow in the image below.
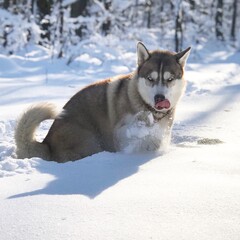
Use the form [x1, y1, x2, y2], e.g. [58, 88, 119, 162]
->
[9, 152, 157, 199]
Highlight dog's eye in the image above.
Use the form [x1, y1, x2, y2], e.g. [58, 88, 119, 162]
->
[146, 76, 154, 82]
[168, 76, 175, 82]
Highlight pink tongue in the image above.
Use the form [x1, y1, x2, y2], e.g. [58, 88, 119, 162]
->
[155, 99, 170, 110]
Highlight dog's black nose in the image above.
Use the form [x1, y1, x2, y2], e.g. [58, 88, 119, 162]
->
[154, 94, 165, 103]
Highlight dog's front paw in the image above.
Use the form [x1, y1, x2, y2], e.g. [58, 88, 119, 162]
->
[134, 111, 154, 127]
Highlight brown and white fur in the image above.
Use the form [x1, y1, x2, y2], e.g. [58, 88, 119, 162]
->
[15, 42, 191, 162]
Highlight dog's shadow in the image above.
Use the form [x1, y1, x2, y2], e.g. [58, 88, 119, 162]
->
[9, 152, 157, 199]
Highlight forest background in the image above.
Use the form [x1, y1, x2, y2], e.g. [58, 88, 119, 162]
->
[0, 0, 239, 63]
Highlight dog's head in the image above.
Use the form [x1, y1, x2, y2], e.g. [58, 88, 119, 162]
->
[136, 42, 191, 113]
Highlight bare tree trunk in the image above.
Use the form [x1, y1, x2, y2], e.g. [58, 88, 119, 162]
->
[69, 0, 88, 38]
[37, 0, 52, 42]
[230, 0, 237, 41]
[70, 0, 88, 17]
[101, 0, 112, 35]
[31, 0, 35, 14]
[215, 0, 224, 41]
[188, 0, 195, 10]
[135, 0, 139, 19]
[175, 0, 183, 52]
[3, 0, 10, 9]
[146, 0, 152, 28]
[58, 0, 64, 58]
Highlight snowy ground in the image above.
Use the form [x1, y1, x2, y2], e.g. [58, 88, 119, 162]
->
[0, 43, 240, 240]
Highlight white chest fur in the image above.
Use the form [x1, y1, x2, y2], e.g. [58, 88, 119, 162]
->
[114, 111, 172, 153]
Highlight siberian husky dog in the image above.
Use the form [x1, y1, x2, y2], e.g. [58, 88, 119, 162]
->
[15, 42, 191, 162]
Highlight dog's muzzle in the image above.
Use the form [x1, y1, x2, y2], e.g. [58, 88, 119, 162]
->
[154, 94, 171, 110]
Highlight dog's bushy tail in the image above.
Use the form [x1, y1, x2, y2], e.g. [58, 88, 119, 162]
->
[15, 103, 58, 160]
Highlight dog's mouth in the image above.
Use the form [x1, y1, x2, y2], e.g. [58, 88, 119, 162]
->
[154, 99, 171, 110]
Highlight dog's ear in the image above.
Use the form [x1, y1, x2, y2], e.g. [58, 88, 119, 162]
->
[137, 42, 150, 66]
[175, 47, 191, 68]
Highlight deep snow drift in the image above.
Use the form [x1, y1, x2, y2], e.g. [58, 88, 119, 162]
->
[0, 43, 240, 240]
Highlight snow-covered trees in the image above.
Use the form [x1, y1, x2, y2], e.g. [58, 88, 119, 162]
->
[0, 0, 239, 59]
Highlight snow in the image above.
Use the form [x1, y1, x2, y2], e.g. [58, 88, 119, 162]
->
[1, 43, 240, 240]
